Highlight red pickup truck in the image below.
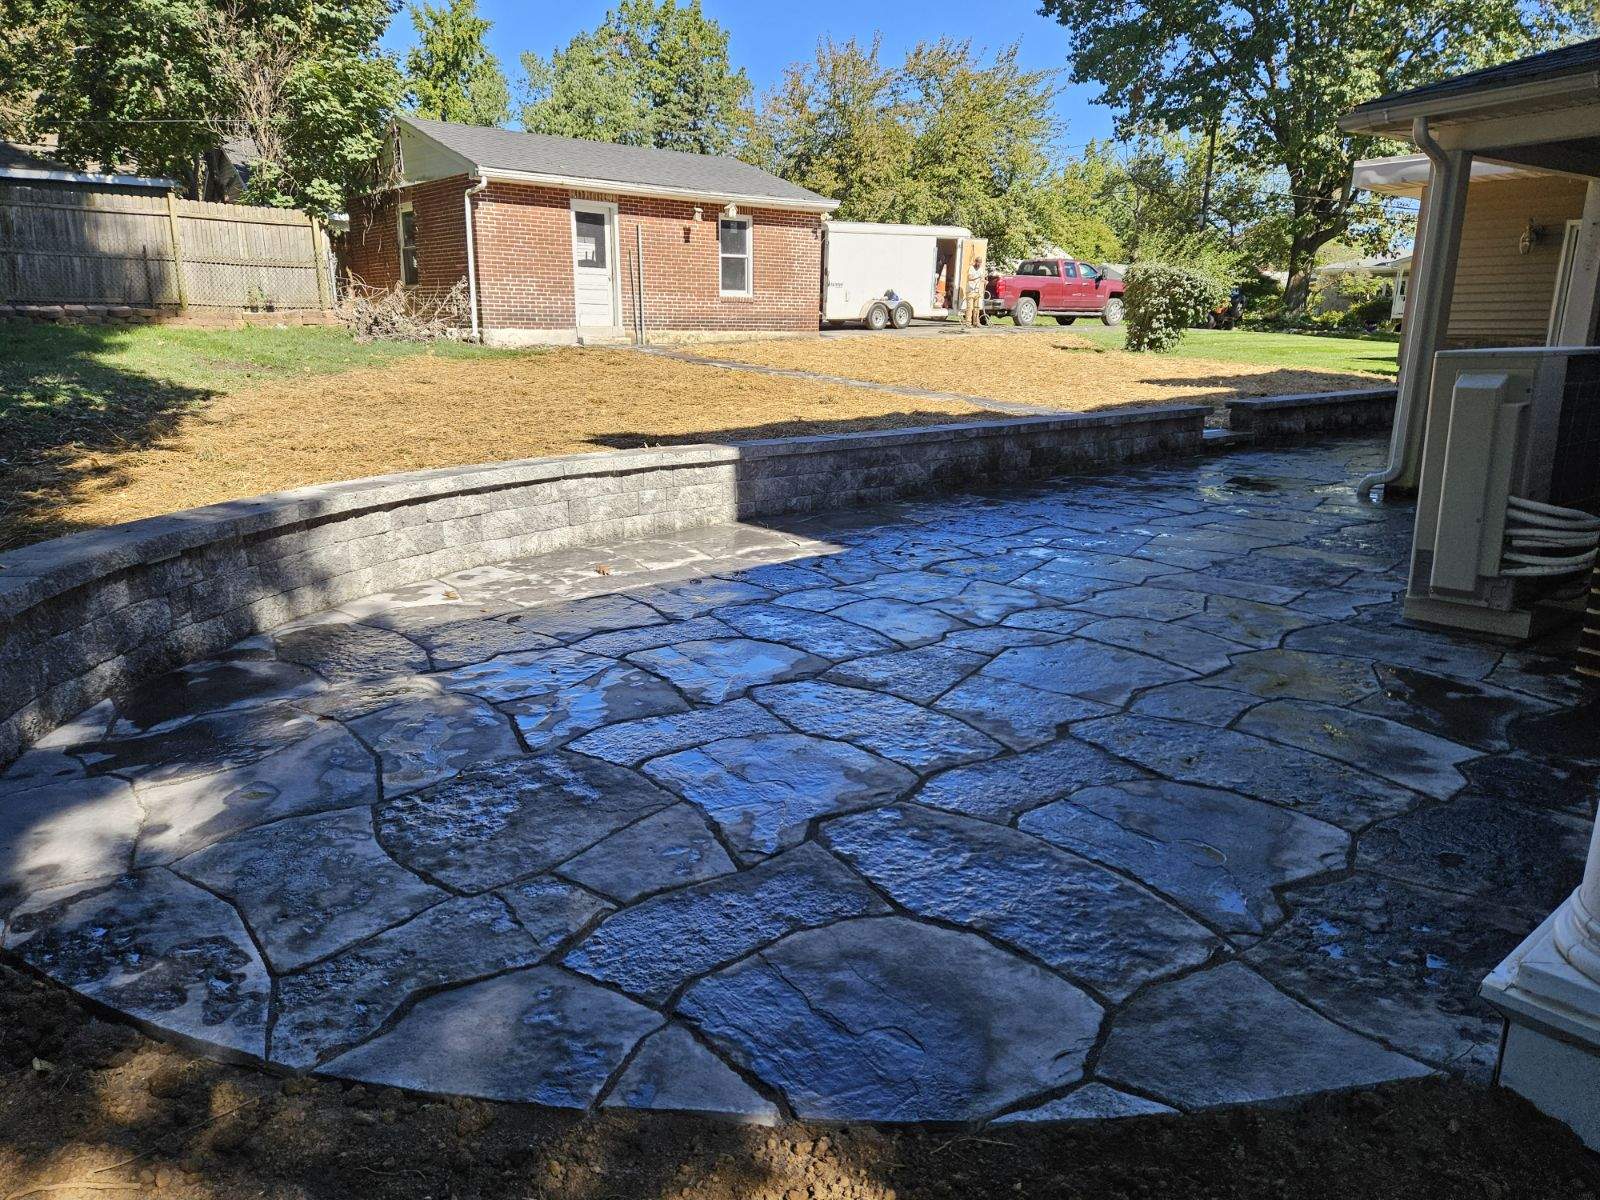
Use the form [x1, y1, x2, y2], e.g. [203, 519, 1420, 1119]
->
[985, 258, 1125, 327]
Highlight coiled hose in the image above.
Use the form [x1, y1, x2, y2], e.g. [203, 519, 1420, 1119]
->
[1500, 495, 1600, 578]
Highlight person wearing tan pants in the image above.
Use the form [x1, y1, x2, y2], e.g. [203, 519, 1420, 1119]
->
[963, 257, 985, 327]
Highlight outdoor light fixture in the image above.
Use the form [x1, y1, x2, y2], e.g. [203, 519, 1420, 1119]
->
[693, 206, 703, 222]
[1520, 219, 1547, 255]
[722, 202, 738, 218]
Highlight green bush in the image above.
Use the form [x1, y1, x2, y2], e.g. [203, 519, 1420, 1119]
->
[1124, 263, 1228, 352]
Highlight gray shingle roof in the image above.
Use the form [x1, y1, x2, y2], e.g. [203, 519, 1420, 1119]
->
[400, 116, 836, 209]
[1347, 37, 1600, 121]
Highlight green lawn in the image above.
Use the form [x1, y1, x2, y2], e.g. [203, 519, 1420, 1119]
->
[0, 321, 499, 402]
[1064, 324, 1401, 378]
[0, 322, 510, 549]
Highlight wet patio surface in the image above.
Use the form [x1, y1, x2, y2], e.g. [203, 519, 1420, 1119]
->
[1, 436, 1594, 1124]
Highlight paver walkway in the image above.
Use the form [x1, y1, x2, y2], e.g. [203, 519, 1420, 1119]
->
[1, 436, 1594, 1123]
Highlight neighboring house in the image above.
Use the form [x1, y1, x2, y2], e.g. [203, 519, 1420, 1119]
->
[343, 116, 839, 345]
[0, 141, 175, 197]
[1354, 152, 1590, 343]
[1310, 253, 1411, 320]
[200, 136, 260, 204]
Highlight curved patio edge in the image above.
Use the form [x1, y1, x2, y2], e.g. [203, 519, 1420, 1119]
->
[0, 405, 1210, 762]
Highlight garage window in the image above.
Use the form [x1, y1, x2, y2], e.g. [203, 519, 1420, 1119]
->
[397, 203, 419, 286]
[719, 216, 751, 296]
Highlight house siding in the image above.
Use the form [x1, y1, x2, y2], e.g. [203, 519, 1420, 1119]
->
[343, 177, 823, 341]
[1443, 174, 1589, 347]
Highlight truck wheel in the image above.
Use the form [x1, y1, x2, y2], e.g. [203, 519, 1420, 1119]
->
[1101, 297, 1125, 327]
[890, 301, 913, 329]
[1013, 297, 1038, 326]
[1053, 315, 1076, 325]
[865, 303, 890, 331]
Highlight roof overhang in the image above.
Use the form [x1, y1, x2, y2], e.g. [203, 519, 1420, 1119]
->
[1317, 256, 1411, 274]
[0, 166, 176, 189]
[468, 165, 839, 213]
[1342, 70, 1600, 139]
[1353, 152, 1559, 195]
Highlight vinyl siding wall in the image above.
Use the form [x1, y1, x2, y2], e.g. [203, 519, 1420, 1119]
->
[1444, 174, 1589, 347]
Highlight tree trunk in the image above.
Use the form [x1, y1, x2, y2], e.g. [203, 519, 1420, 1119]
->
[1283, 225, 1343, 317]
[1284, 264, 1310, 316]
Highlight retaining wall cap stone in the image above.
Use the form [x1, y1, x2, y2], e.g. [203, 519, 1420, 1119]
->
[0, 444, 744, 620]
[733, 405, 1210, 458]
[1223, 388, 1397, 413]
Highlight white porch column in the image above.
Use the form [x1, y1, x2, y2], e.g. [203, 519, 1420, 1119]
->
[1387, 144, 1473, 492]
[1483, 816, 1600, 1149]
[1554, 823, 1600, 984]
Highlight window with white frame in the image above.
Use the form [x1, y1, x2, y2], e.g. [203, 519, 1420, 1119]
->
[719, 216, 751, 295]
[398, 202, 419, 286]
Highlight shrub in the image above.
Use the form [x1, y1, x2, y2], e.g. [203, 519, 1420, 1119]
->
[1310, 268, 1394, 329]
[1124, 263, 1228, 352]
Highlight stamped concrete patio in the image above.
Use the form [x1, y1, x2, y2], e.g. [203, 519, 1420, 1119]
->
[0, 435, 1593, 1125]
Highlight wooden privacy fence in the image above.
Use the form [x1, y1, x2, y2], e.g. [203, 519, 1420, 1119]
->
[0, 187, 333, 311]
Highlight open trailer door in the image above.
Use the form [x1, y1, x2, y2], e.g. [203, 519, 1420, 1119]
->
[957, 236, 988, 320]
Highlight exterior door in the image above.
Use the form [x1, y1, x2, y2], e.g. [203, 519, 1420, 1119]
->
[1059, 261, 1087, 309]
[571, 202, 618, 328]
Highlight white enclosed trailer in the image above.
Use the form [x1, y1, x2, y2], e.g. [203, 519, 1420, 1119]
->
[821, 221, 976, 329]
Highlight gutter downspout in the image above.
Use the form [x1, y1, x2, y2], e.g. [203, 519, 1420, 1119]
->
[1357, 116, 1448, 502]
[463, 174, 489, 343]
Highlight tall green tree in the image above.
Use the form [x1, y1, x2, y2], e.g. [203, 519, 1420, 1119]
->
[764, 38, 1066, 262]
[0, 0, 71, 141]
[519, 0, 754, 155]
[1039, 0, 1590, 311]
[404, 0, 509, 126]
[9, 0, 400, 217]
[759, 38, 912, 222]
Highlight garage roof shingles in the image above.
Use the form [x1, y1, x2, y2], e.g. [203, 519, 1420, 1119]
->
[401, 116, 835, 209]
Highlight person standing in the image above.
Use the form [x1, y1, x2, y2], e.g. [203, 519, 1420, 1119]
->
[964, 256, 986, 328]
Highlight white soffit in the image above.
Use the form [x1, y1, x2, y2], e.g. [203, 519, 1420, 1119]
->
[1354, 153, 1557, 196]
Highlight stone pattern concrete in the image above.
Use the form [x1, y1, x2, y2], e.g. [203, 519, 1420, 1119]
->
[2, 436, 1593, 1124]
[0, 407, 1206, 764]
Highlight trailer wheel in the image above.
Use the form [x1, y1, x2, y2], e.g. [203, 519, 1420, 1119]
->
[1013, 296, 1038, 326]
[1101, 297, 1125, 326]
[865, 303, 890, 331]
[890, 301, 913, 329]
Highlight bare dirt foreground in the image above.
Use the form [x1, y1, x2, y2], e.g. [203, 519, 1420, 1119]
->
[2, 960, 1597, 1200]
[684, 331, 1388, 412]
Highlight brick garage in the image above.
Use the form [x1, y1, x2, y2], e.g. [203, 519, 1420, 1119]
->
[343, 116, 837, 346]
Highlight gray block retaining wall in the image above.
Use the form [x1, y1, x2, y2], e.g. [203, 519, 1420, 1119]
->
[0, 405, 1206, 763]
[1225, 387, 1397, 440]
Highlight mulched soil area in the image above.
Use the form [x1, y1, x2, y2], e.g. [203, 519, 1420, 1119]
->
[2, 959, 1596, 1200]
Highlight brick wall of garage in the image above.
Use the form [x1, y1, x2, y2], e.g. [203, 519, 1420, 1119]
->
[343, 175, 471, 308]
[345, 178, 823, 336]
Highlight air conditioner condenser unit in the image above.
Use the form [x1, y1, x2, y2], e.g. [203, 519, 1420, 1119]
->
[1403, 348, 1600, 639]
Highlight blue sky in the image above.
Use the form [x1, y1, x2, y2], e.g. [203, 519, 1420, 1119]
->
[379, 0, 1119, 147]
